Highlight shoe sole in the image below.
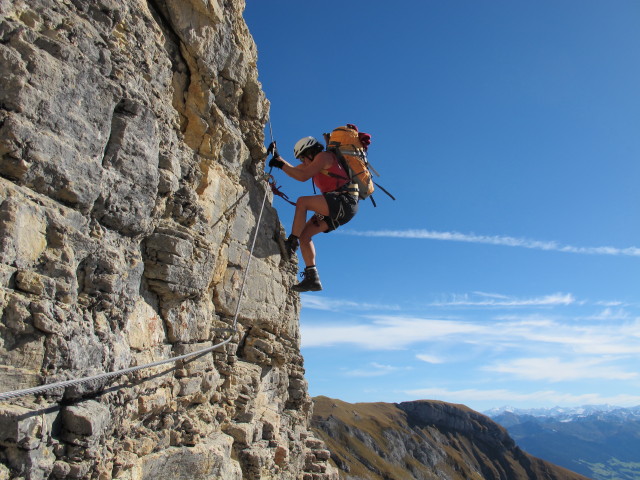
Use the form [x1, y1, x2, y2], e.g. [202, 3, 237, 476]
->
[292, 285, 323, 292]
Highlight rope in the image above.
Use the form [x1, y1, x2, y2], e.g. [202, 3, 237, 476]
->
[0, 171, 273, 403]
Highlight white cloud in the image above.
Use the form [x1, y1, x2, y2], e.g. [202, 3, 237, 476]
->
[493, 318, 640, 355]
[483, 357, 638, 382]
[344, 362, 410, 377]
[586, 307, 631, 321]
[403, 387, 640, 409]
[431, 292, 575, 307]
[595, 301, 627, 307]
[301, 316, 483, 350]
[339, 229, 640, 257]
[473, 292, 511, 299]
[302, 309, 640, 371]
[416, 354, 445, 364]
[303, 311, 634, 352]
[300, 294, 399, 312]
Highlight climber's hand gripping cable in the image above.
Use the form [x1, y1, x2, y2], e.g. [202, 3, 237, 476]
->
[265, 140, 295, 206]
[267, 141, 284, 169]
[266, 140, 278, 158]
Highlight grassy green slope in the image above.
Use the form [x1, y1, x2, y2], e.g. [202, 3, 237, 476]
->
[312, 396, 591, 480]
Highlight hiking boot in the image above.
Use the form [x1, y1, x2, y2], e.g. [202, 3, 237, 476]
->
[292, 266, 322, 292]
[284, 234, 299, 261]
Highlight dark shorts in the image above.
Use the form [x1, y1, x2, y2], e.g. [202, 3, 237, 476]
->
[319, 191, 359, 232]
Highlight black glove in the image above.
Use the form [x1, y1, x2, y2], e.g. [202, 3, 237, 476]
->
[269, 156, 284, 169]
[266, 141, 279, 157]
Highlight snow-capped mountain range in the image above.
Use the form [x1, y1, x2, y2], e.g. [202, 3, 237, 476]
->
[485, 405, 640, 480]
[485, 404, 640, 421]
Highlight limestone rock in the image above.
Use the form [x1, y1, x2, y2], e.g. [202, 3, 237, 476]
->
[0, 404, 42, 448]
[62, 400, 111, 438]
[0, 0, 336, 478]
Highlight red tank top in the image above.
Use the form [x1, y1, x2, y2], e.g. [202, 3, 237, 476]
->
[312, 155, 350, 193]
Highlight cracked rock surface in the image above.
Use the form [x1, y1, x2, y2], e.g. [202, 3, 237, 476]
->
[0, 0, 336, 478]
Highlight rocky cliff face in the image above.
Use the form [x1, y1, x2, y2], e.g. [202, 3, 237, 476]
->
[0, 0, 336, 478]
[312, 397, 591, 480]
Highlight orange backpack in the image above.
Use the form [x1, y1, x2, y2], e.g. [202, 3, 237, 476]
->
[326, 125, 395, 205]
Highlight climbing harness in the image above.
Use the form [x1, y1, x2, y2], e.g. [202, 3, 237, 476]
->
[0, 150, 275, 403]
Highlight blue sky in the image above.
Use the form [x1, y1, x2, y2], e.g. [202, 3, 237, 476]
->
[243, 1, 640, 412]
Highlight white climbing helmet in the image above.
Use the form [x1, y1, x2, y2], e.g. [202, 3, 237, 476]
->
[293, 136, 322, 159]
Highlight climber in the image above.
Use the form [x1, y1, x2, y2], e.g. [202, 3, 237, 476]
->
[267, 137, 359, 292]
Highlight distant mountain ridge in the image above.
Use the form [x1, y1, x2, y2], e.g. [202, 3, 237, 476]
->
[487, 405, 640, 480]
[311, 396, 589, 480]
[485, 404, 640, 419]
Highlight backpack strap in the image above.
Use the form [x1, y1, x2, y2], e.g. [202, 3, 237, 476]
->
[328, 147, 354, 180]
[324, 171, 349, 181]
